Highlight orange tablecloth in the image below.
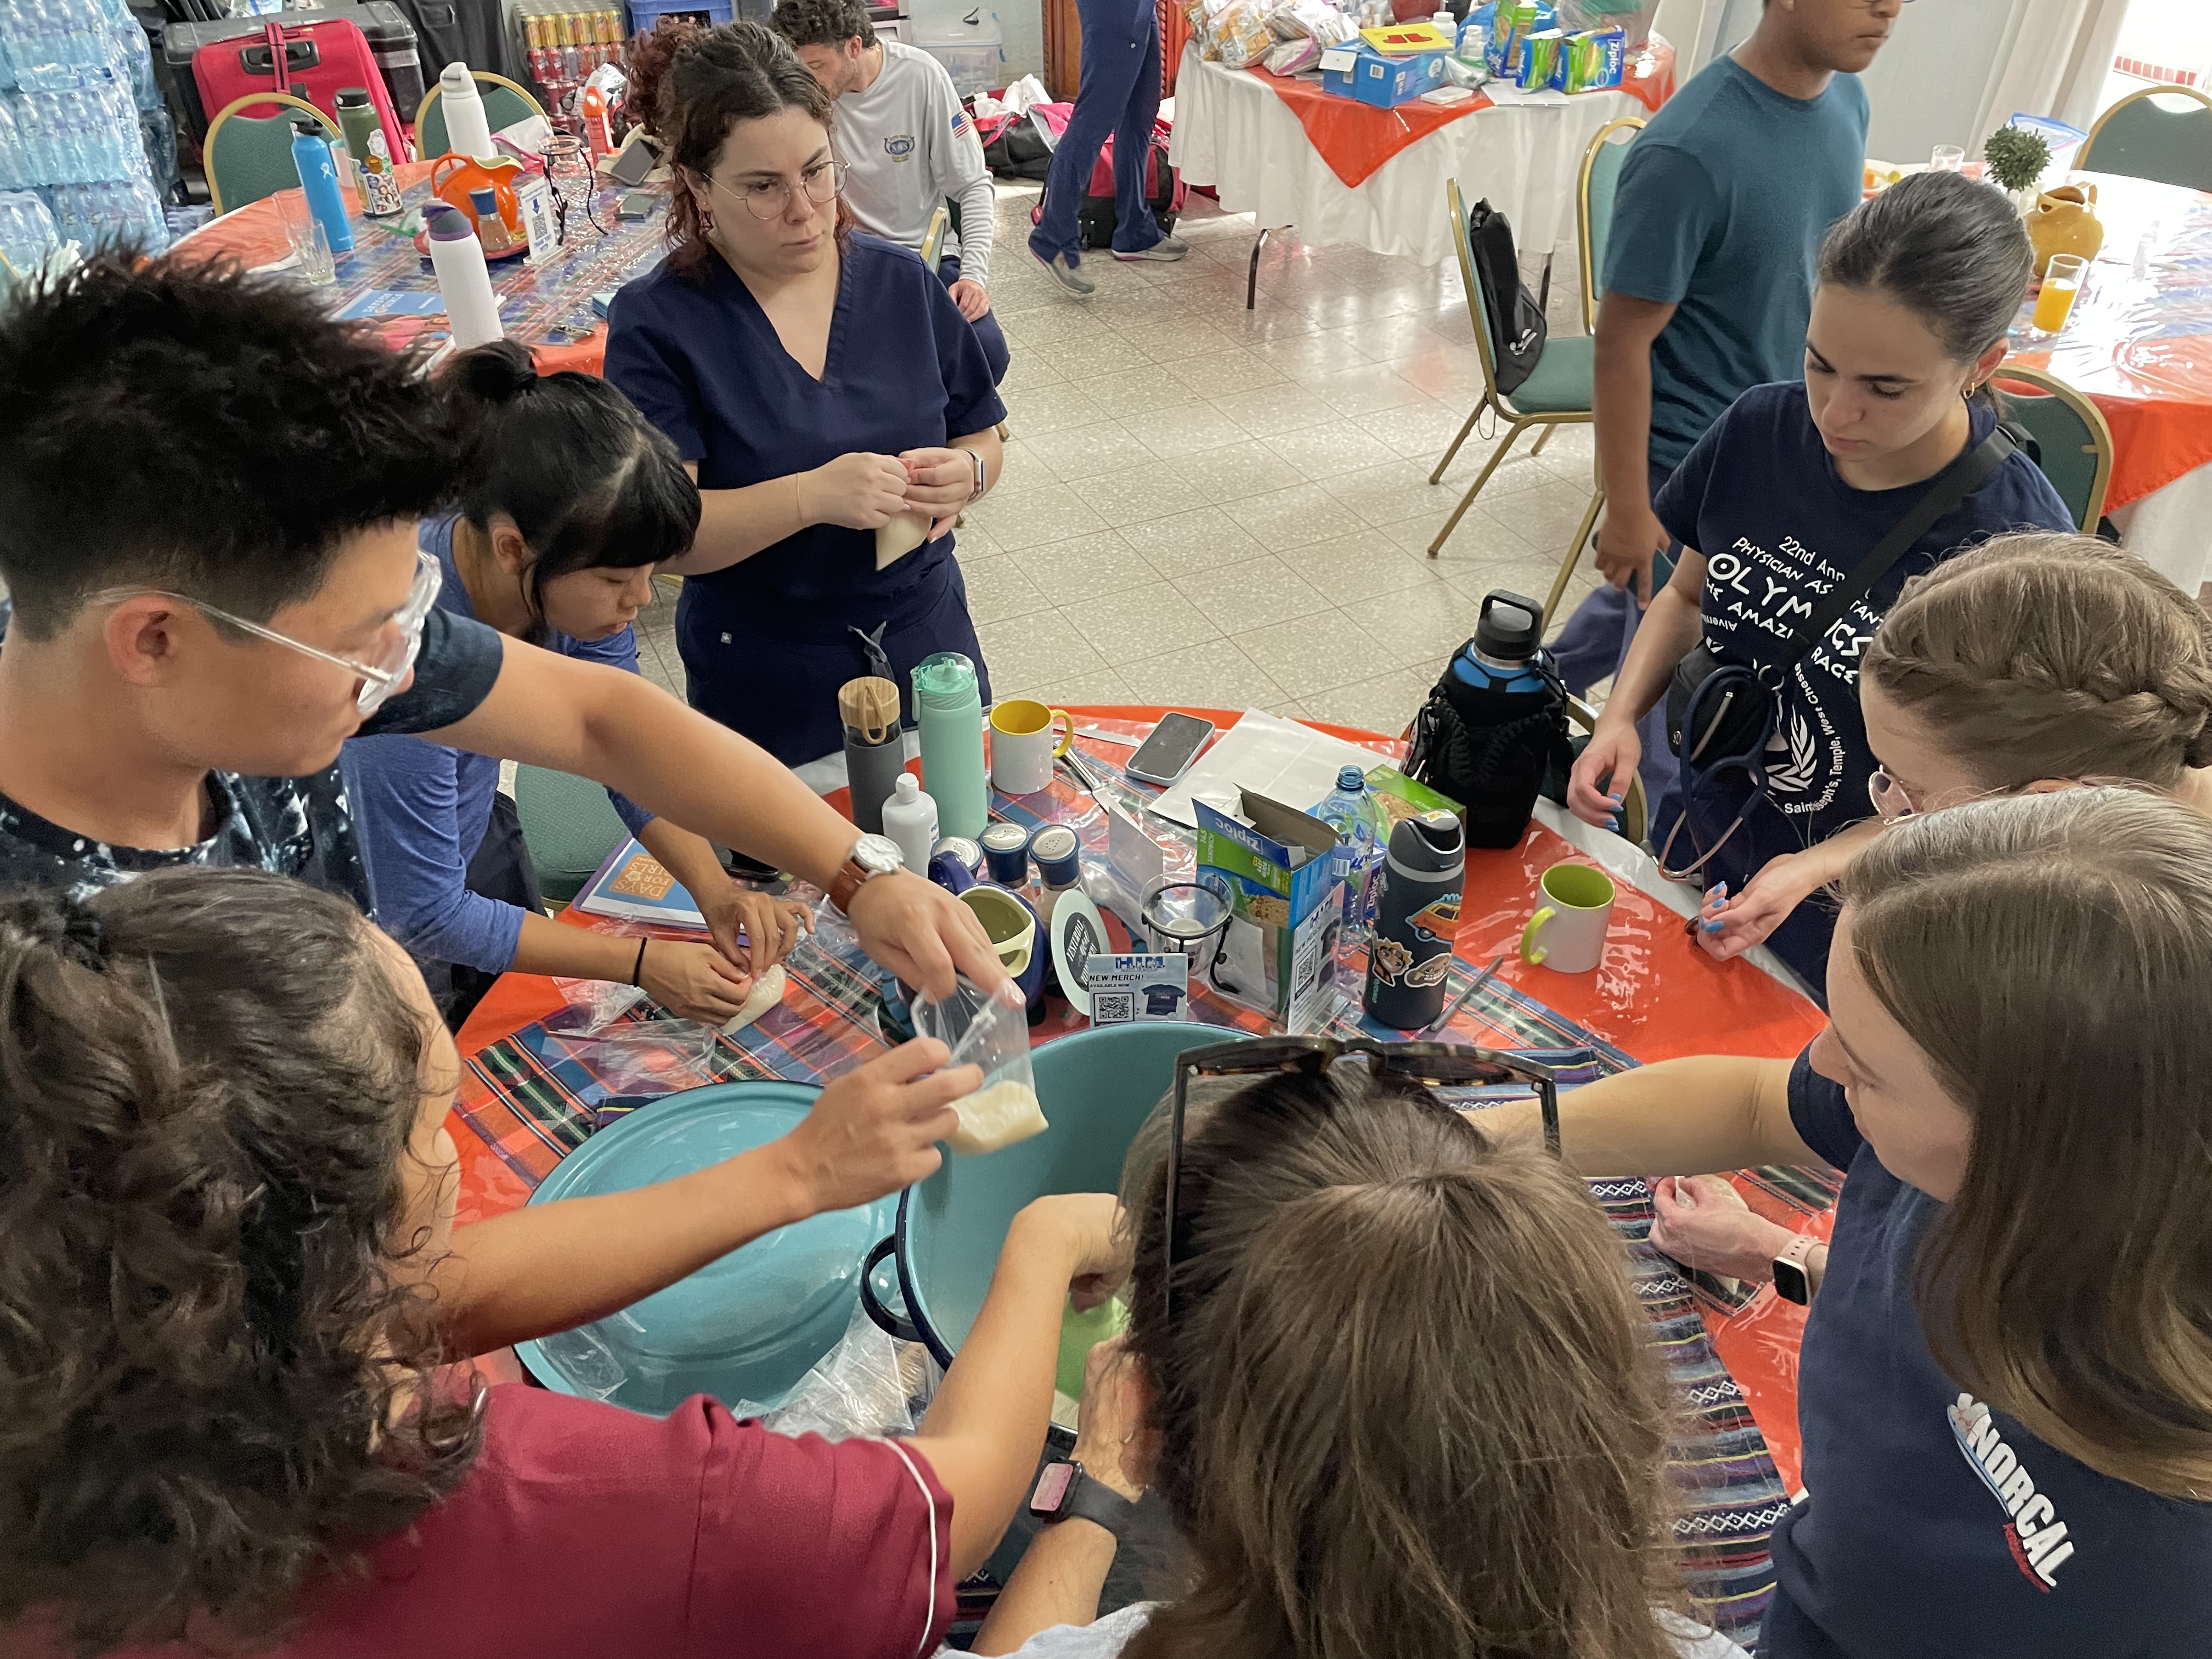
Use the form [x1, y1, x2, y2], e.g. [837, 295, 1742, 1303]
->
[170, 159, 630, 377]
[1246, 39, 1672, 190]
[2006, 170, 2212, 510]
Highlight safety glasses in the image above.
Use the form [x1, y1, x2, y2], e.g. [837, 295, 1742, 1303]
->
[95, 550, 442, 716]
[1161, 1036, 1560, 1316]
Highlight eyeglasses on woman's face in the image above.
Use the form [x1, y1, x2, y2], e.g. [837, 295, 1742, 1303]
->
[707, 156, 845, 221]
[1867, 765, 1922, 821]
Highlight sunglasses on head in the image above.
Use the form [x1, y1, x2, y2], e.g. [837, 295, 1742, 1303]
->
[1161, 1036, 1561, 1317]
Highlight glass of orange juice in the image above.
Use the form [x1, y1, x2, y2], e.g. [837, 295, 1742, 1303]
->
[2032, 253, 2089, 336]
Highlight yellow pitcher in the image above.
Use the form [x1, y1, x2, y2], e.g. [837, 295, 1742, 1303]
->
[2027, 184, 2104, 280]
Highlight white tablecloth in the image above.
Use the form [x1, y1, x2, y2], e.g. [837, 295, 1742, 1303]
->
[1167, 50, 1654, 267]
[2112, 461, 2212, 598]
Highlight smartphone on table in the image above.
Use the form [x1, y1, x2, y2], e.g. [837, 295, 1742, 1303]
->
[1125, 712, 1217, 786]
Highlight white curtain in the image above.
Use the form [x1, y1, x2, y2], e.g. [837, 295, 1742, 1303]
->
[1973, 0, 2131, 145]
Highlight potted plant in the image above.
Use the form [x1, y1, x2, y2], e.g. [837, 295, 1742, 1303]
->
[1983, 125, 2053, 212]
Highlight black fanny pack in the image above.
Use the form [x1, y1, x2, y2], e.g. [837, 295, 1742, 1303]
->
[1664, 422, 2024, 767]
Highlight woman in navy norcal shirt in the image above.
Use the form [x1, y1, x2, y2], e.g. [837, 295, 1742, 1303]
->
[1567, 171, 2070, 994]
[345, 343, 810, 1026]
[1496, 788, 2212, 1659]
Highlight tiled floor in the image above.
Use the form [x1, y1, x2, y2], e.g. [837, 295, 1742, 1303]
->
[629, 178, 1606, 741]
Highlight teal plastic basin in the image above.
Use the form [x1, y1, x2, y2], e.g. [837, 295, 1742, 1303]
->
[893, 1023, 1244, 1366]
[515, 1081, 897, 1416]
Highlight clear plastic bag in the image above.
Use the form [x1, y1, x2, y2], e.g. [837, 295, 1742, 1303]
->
[731, 1300, 929, 1441]
[915, 977, 1046, 1155]
[544, 975, 649, 1036]
[562, 1020, 719, 1094]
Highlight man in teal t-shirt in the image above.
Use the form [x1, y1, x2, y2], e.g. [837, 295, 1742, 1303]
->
[1550, 0, 1899, 793]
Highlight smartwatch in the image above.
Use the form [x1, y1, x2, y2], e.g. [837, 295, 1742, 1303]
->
[1772, 1232, 1820, 1306]
[1028, 1459, 1139, 1538]
[960, 445, 987, 503]
[827, 832, 905, 915]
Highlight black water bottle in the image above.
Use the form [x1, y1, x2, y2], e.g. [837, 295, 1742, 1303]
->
[1408, 590, 1569, 850]
[1364, 810, 1465, 1031]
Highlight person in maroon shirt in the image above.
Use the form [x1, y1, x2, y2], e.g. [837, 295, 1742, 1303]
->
[0, 867, 1125, 1659]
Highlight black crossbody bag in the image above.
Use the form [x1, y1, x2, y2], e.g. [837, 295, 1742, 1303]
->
[1656, 422, 2022, 879]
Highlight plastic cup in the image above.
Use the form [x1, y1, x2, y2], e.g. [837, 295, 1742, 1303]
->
[1929, 144, 1965, 172]
[2032, 253, 2086, 336]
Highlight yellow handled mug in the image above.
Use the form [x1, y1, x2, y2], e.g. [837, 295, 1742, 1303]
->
[1519, 863, 1616, 974]
[990, 698, 1074, 796]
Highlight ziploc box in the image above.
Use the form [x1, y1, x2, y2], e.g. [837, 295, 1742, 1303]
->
[1516, 26, 1566, 89]
[1564, 26, 1624, 92]
[1321, 38, 1448, 106]
[1194, 789, 1344, 1032]
[1486, 0, 1550, 78]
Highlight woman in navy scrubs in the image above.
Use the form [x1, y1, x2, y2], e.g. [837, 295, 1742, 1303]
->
[608, 19, 1006, 768]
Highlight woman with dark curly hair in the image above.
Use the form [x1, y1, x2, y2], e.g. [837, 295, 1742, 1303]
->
[606, 20, 1006, 768]
[0, 868, 1123, 1658]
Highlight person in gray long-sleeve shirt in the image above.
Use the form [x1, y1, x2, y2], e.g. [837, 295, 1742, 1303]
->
[774, 0, 1010, 384]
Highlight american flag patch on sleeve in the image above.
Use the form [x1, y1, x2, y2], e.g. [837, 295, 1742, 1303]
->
[951, 108, 972, 138]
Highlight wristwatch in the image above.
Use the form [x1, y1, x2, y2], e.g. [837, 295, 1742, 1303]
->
[827, 833, 905, 915]
[960, 445, 987, 503]
[1028, 1459, 1139, 1538]
[1772, 1232, 1820, 1306]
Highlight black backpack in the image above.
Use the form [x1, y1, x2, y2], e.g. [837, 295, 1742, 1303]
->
[981, 116, 1054, 181]
[1465, 198, 1547, 396]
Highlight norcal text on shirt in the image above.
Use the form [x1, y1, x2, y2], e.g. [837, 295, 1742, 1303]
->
[1949, 1394, 2075, 1592]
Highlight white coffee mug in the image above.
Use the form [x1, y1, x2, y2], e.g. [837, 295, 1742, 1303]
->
[1519, 862, 1615, 974]
[990, 699, 1073, 796]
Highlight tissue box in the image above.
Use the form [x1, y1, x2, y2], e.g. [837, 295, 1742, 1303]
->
[1084, 953, 1190, 1024]
[1195, 790, 1344, 1031]
[1563, 26, 1623, 92]
[1321, 38, 1449, 105]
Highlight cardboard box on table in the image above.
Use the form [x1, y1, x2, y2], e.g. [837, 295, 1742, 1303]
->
[1194, 790, 1345, 1034]
[1319, 38, 1449, 106]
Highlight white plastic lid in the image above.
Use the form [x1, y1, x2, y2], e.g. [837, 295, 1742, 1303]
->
[441, 61, 477, 89]
[894, 774, 920, 800]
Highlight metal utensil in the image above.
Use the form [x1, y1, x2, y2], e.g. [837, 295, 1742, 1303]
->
[1420, 951, 1506, 1040]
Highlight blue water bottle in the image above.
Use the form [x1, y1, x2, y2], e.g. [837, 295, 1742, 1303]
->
[288, 115, 354, 253]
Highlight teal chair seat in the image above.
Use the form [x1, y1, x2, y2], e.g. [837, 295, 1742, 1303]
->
[1510, 334, 1594, 414]
[515, 764, 632, 905]
[2081, 86, 2212, 193]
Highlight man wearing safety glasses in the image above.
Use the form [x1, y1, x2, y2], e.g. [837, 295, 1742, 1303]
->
[0, 257, 1005, 1011]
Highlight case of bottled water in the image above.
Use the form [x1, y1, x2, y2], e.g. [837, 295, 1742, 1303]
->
[0, 0, 169, 253]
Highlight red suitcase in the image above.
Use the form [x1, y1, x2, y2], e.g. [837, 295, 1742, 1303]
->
[192, 19, 413, 162]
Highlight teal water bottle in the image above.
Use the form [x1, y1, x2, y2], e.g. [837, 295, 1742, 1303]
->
[912, 652, 988, 840]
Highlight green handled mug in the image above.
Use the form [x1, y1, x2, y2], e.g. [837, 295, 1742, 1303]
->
[1520, 862, 1616, 974]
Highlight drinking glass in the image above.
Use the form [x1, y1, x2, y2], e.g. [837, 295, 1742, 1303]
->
[276, 189, 315, 258]
[1929, 144, 1965, 172]
[2030, 253, 2086, 336]
[294, 220, 336, 286]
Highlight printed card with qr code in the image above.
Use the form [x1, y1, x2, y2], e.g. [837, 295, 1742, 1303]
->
[1084, 953, 1189, 1024]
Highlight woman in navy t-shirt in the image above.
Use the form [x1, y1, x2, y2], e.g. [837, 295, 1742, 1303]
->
[606, 20, 1006, 767]
[1567, 171, 2070, 994]
[1482, 788, 2212, 1659]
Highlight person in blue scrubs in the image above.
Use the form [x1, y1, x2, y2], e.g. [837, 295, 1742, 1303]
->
[607, 20, 1006, 769]
[345, 341, 811, 1028]
[1024, 0, 1183, 295]
[1497, 788, 2212, 1659]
